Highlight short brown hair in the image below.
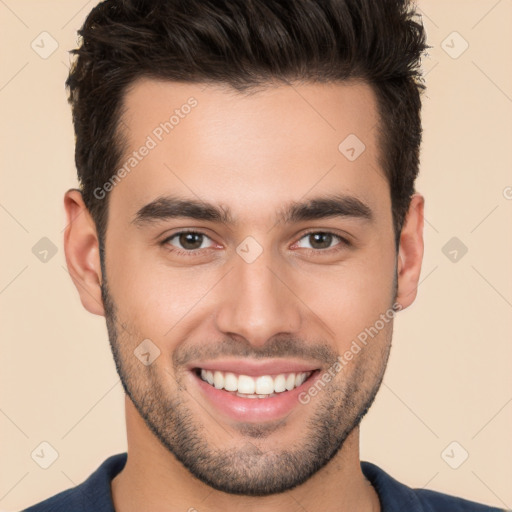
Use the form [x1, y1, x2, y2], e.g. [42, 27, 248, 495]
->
[66, 0, 428, 249]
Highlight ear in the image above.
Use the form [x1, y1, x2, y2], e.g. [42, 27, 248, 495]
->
[63, 189, 105, 316]
[395, 193, 425, 310]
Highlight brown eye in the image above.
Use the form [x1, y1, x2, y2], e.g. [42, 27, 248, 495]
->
[308, 232, 334, 249]
[296, 231, 346, 251]
[164, 231, 213, 252]
[178, 232, 204, 250]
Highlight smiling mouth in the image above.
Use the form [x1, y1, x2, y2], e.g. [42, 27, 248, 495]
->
[194, 368, 318, 398]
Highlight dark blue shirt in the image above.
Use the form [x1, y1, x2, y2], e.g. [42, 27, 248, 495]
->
[22, 453, 507, 511]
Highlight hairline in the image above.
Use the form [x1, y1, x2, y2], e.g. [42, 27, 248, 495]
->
[95, 76, 399, 253]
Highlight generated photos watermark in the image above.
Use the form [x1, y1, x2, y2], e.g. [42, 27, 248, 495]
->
[298, 302, 403, 405]
[93, 96, 198, 200]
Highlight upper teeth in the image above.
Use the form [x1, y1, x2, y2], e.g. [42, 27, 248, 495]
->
[200, 369, 311, 394]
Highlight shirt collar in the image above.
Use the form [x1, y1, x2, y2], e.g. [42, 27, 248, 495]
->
[361, 460, 425, 511]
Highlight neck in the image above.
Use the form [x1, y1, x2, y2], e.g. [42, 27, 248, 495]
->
[111, 397, 380, 512]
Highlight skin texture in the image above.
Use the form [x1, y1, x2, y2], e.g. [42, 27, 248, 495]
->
[63, 79, 424, 512]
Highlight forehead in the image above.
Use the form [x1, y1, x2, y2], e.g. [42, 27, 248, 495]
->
[110, 78, 389, 225]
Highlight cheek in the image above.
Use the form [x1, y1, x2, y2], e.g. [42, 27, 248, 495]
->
[106, 247, 220, 339]
[105, 216, 396, 349]
[304, 250, 396, 345]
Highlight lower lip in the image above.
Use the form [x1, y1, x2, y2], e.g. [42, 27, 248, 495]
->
[191, 370, 320, 423]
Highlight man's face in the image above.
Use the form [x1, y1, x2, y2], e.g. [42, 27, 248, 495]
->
[101, 79, 399, 495]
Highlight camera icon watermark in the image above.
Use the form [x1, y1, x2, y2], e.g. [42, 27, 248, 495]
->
[441, 236, 468, 263]
[32, 237, 58, 263]
[31, 441, 59, 469]
[31, 31, 59, 59]
[338, 134, 366, 162]
[441, 441, 469, 469]
[134, 338, 161, 366]
[236, 236, 263, 264]
[441, 31, 469, 59]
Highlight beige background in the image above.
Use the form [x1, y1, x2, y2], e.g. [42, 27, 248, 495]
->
[1, 1, 511, 510]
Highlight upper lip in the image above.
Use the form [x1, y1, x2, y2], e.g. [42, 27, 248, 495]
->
[189, 359, 320, 377]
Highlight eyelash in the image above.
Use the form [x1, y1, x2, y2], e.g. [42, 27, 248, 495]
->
[160, 229, 351, 257]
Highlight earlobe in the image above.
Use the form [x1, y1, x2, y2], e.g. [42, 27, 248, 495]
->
[63, 189, 105, 316]
[395, 193, 425, 310]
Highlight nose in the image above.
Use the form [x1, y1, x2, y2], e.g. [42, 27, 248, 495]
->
[214, 247, 302, 347]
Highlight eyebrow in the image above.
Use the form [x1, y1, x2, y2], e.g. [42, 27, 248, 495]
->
[131, 193, 374, 227]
